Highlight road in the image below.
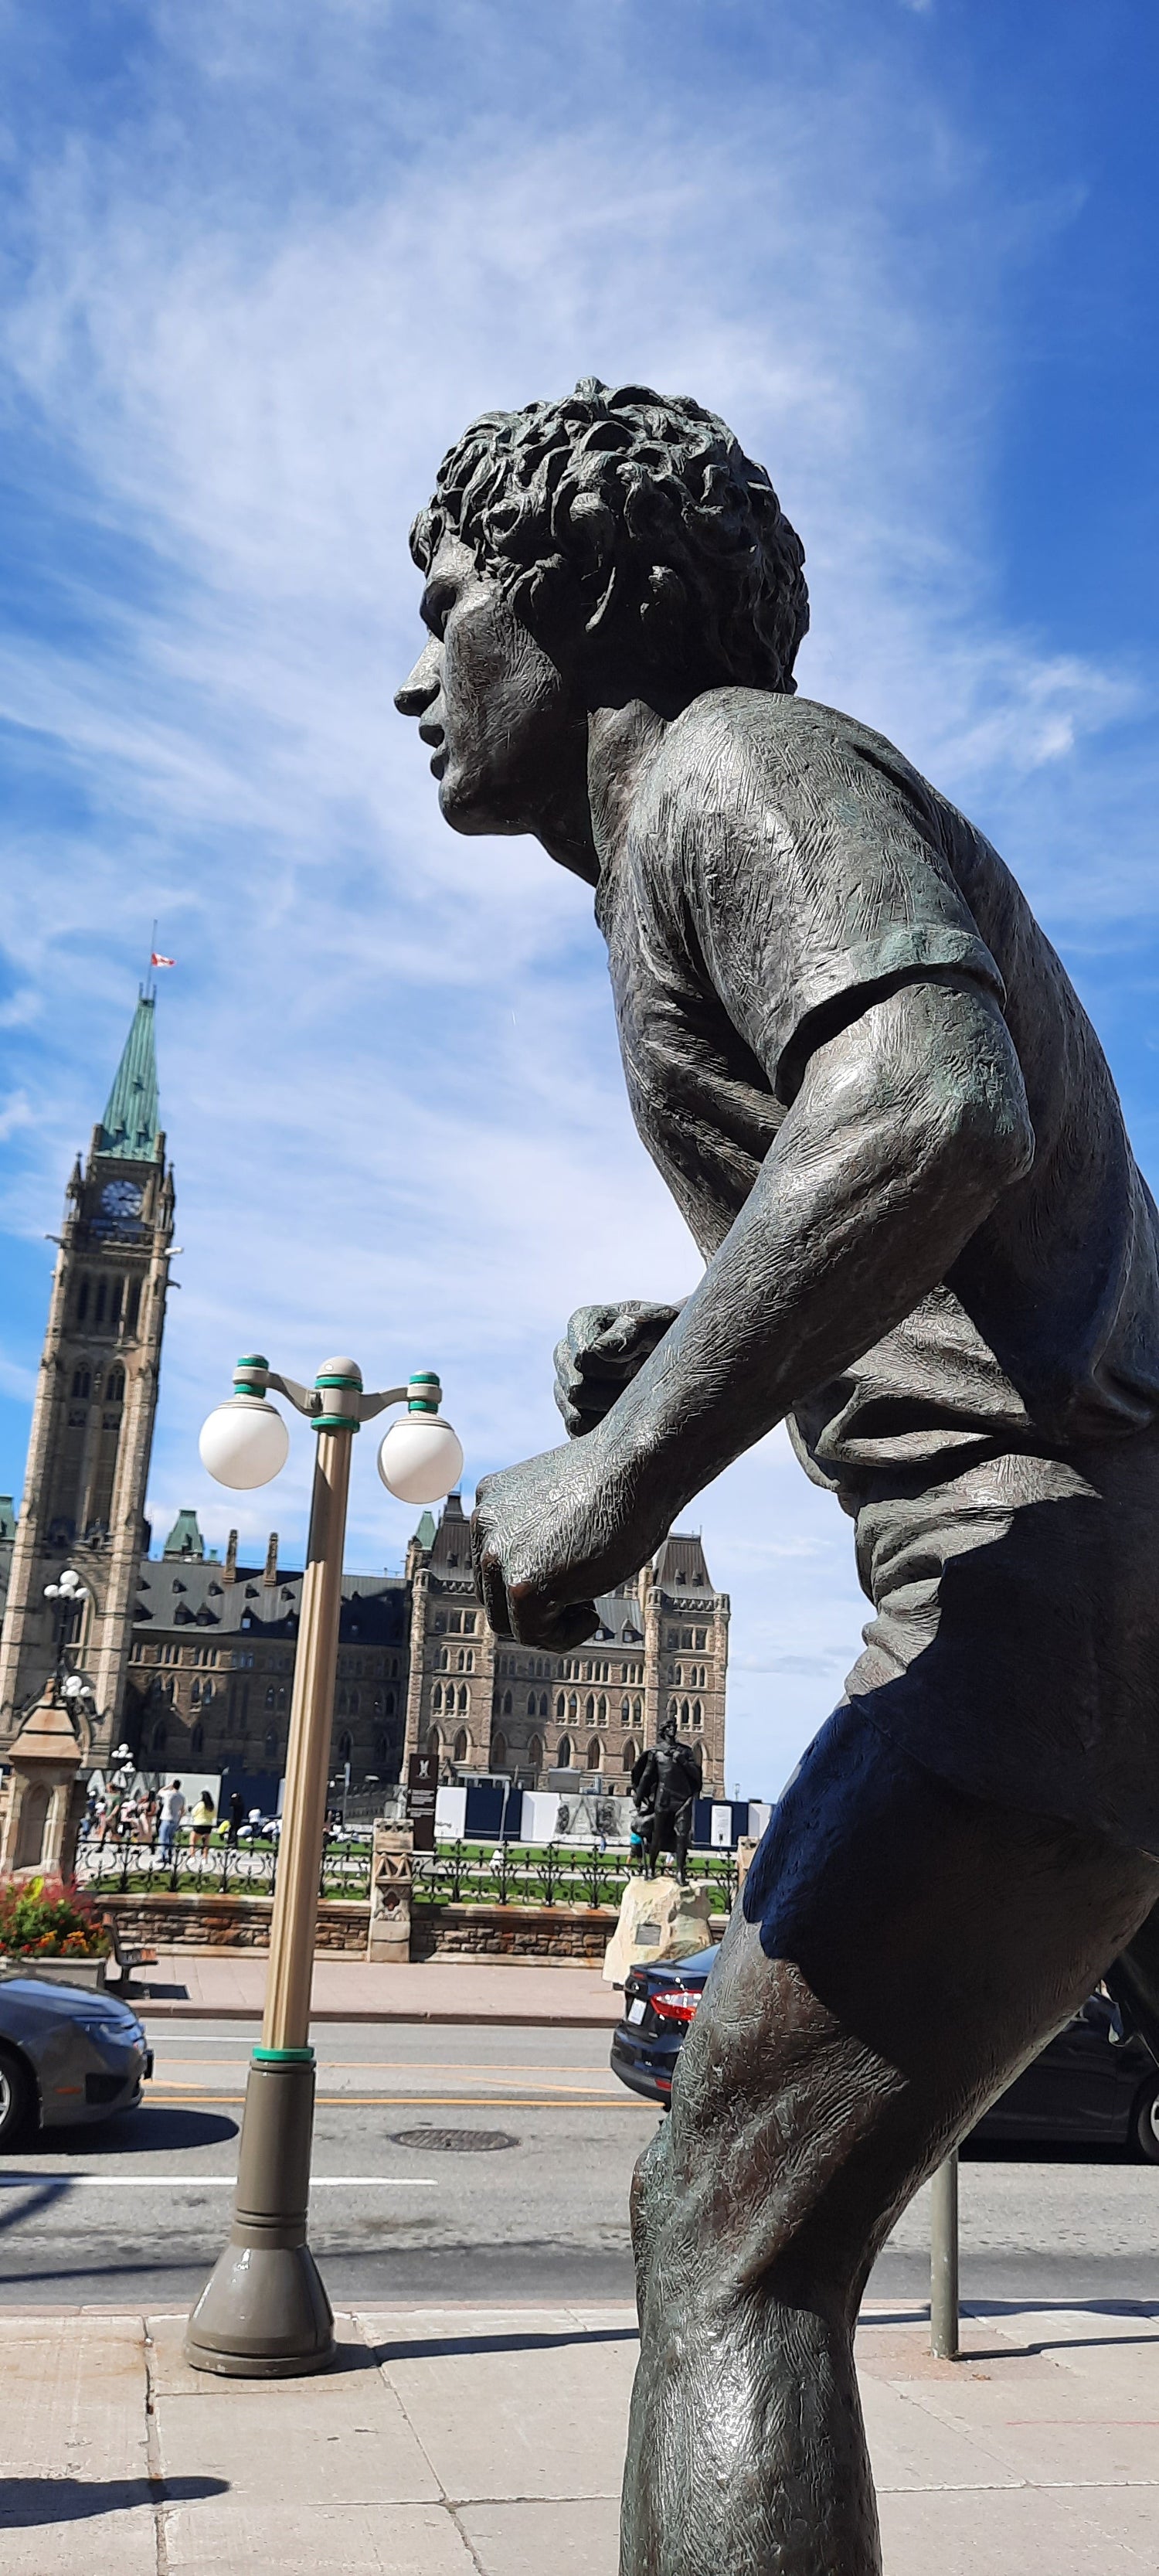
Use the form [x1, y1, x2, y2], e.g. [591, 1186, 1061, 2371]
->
[2, 2019, 1159, 2307]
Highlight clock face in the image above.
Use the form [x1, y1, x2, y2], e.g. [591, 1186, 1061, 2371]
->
[100, 1180, 143, 1220]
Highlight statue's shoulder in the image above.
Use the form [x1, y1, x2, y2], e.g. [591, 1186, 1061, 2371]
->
[654, 688, 890, 802]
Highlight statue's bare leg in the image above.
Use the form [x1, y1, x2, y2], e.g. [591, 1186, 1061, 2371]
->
[620, 1704, 1159, 2576]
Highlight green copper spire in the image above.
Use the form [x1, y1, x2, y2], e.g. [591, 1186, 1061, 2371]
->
[98, 992, 161, 1160]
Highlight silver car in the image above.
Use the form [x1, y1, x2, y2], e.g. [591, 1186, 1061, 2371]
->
[0, 1972, 152, 2145]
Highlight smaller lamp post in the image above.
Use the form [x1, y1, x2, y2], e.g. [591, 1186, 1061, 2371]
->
[184, 1353, 462, 2377]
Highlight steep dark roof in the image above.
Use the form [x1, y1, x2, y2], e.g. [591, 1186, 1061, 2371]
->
[134, 1557, 406, 1644]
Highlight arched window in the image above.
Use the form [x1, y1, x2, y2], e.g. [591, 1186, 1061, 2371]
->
[556, 1693, 566, 1719]
[597, 1694, 607, 1724]
[502, 1689, 513, 1717]
[568, 1693, 577, 1719]
[681, 1699, 690, 1725]
[668, 1697, 678, 1721]
[457, 1683, 467, 1713]
[539, 1691, 549, 1718]
[693, 1700, 703, 1730]
[491, 1730, 508, 1770]
[94, 1281, 107, 1326]
[557, 1735, 572, 1768]
[106, 1365, 124, 1403]
[453, 1727, 469, 1762]
[191, 1722, 204, 1756]
[71, 1366, 91, 1399]
[634, 1696, 643, 1723]
[527, 1693, 536, 1717]
[151, 1719, 167, 1752]
[528, 1734, 543, 1771]
[437, 1646, 449, 1670]
[202, 1679, 213, 1705]
[338, 1730, 353, 1763]
[465, 1650, 474, 1673]
[433, 1683, 443, 1713]
[264, 1727, 277, 1757]
[427, 1726, 440, 1754]
[585, 1693, 595, 1722]
[125, 1278, 141, 1332]
[620, 1696, 631, 1724]
[624, 1741, 637, 1774]
[457, 1649, 465, 1671]
[110, 1278, 124, 1329]
[586, 1738, 601, 1768]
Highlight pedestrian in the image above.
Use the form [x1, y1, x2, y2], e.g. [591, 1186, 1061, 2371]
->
[158, 1778, 185, 1859]
[226, 1788, 243, 1847]
[190, 1788, 216, 1849]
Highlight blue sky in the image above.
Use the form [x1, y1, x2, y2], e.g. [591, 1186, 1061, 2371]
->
[0, 0, 1155, 1796]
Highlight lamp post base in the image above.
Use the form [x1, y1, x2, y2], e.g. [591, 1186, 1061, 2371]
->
[185, 2239, 336, 2377]
[183, 2051, 337, 2378]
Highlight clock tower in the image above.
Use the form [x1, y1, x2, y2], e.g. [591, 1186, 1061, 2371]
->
[0, 993, 175, 1766]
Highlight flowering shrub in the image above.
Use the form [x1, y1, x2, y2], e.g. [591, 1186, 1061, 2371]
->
[0, 1875, 108, 1958]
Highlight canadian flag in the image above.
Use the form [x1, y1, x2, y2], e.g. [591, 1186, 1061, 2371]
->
[151, 952, 175, 968]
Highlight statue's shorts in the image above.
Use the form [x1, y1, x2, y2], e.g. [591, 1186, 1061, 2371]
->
[831, 1428, 1159, 1858]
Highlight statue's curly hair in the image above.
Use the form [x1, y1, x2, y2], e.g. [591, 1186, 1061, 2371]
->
[410, 378, 808, 697]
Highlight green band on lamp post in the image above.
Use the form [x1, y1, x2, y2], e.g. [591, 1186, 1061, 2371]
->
[408, 1371, 442, 1414]
[251, 2046, 315, 2066]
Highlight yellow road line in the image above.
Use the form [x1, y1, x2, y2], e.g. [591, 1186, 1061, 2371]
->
[148, 2090, 653, 2111]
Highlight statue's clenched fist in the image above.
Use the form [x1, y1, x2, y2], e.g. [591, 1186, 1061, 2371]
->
[553, 1301, 682, 1437]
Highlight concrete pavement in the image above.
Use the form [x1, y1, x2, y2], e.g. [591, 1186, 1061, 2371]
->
[120, 1948, 620, 2024]
[3, 2299, 1158, 2573]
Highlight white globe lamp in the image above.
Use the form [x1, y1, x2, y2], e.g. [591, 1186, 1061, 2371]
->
[199, 1393, 290, 1490]
[378, 1375, 464, 1506]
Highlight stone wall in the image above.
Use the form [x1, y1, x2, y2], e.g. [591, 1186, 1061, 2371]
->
[100, 1891, 369, 1952]
[411, 1901, 619, 1962]
[100, 1890, 729, 1959]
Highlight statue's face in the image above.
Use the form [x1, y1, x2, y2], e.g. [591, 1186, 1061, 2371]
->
[395, 535, 579, 838]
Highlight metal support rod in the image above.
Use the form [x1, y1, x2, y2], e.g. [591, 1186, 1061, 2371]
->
[930, 2149, 960, 2360]
[184, 1399, 355, 2378]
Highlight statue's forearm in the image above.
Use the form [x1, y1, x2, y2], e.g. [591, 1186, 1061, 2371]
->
[595, 979, 1033, 1521]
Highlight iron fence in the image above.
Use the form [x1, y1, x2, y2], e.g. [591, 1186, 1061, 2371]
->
[75, 1832, 739, 1914]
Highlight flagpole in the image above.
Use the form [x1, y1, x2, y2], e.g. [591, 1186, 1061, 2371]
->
[147, 920, 158, 1002]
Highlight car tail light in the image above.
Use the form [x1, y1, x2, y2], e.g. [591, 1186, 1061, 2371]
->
[650, 1989, 700, 2024]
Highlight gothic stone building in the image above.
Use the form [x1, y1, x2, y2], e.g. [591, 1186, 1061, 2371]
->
[399, 1492, 728, 1798]
[121, 1492, 728, 1809]
[0, 999, 729, 1805]
[0, 994, 174, 1768]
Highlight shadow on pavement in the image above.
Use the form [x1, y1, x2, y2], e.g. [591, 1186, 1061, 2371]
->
[33, 2107, 239, 2153]
[1, 2476, 228, 2529]
[372, 2324, 639, 2361]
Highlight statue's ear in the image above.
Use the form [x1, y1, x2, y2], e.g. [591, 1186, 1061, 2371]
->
[637, 563, 686, 655]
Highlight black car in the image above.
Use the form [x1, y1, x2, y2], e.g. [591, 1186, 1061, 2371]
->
[610, 1948, 1159, 2156]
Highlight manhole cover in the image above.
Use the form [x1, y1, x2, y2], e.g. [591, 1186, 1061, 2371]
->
[388, 2127, 520, 2155]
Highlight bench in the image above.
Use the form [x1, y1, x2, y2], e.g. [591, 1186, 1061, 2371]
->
[101, 1914, 158, 1995]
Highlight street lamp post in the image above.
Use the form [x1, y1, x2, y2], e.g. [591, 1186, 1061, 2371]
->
[42, 1567, 99, 1735]
[184, 1353, 462, 2377]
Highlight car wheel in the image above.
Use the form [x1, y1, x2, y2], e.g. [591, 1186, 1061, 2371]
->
[1134, 2081, 1159, 2164]
[0, 2046, 36, 2148]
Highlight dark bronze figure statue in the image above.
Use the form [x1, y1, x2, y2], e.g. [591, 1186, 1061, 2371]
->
[632, 1718, 702, 1882]
[397, 378, 1159, 2576]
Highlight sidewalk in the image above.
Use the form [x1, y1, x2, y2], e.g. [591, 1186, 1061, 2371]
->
[127, 1949, 620, 2024]
[3, 2299, 1157, 2573]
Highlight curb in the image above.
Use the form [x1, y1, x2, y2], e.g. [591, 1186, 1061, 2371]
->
[137, 2000, 620, 2026]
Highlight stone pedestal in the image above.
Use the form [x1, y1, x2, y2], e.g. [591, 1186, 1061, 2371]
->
[0, 1679, 89, 1880]
[603, 1872, 715, 1984]
[366, 1822, 413, 1965]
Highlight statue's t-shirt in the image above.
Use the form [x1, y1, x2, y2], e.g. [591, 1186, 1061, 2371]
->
[594, 689, 1159, 1849]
